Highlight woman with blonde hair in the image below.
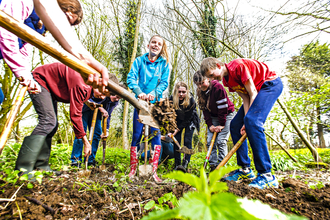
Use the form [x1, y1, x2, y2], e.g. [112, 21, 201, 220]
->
[127, 35, 170, 182]
[169, 81, 198, 172]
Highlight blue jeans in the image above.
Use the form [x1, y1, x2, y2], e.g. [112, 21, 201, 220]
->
[70, 110, 102, 163]
[131, 108, 161, 149]
[208, 112, 234, 167]
[230, 77, 283, 173]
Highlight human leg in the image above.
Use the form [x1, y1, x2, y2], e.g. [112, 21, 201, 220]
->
[182, 126, 194, 169]
[150, 128, 162, 182]
[89, 118, 102, 164]
[216, 112, 234, 164]
[16, 86, 57, 174]
[244, 77, 283, 174]
[206, 126, 218, 168]
[174, 130, 183, 166]
[71, 111, 89, 164]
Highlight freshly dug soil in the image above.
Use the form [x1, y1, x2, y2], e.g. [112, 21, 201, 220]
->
[0, 167, 329, 219]
[152, 98, 177, 135]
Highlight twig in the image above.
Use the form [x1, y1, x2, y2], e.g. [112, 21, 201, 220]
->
[149, 155, 169, 181]
[118, 199, 151, 214]
[138, 201, 141, 214]
[0, 198, 15, 202]
[15, 201, 22, 220]
[125, 202, 134, 220]
[271, 188, 279, 195]
[24, 196, 54, 215]
[1, 183, 24, 210]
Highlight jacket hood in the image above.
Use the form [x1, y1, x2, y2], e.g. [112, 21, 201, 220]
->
[142, 53, 166, 63]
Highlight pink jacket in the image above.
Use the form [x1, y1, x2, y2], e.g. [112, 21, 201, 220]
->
[0, 0, 33, 79]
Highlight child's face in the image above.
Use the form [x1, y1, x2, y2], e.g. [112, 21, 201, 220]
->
[110, 95, 121, 102]
[198, 79, 210, 92]
[206, 64, 222, 81]
[178, 86, 187, 101]
[147, 36, 163, 57]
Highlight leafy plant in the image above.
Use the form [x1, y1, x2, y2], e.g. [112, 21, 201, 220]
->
[144, 192, 178, 211]
[141, 167, 307, 220]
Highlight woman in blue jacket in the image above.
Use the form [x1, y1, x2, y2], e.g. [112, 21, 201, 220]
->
[127, 35, 170, 182]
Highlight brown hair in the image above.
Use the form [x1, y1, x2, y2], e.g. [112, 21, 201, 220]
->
[172, 81, 190, 110]
[193, 71, 211, 111]
[57, 0, 83, 26]
[149, 35, 169, 64]
[200, 57, 224, 77]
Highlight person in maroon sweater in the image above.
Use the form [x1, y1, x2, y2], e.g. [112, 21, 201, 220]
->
[15, 62, 114, 176]
[193, 70, 235, 171]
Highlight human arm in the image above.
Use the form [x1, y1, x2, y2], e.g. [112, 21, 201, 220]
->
[33, 0, 109, 91]
[82, 135, 91, 157]
[127, 58, 143, 96]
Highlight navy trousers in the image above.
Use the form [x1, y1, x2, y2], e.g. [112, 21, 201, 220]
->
[230, 77, 283, 174]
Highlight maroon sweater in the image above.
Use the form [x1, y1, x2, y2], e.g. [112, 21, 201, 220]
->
[33, 62, 92, 138]
[203, 80, 235, 127]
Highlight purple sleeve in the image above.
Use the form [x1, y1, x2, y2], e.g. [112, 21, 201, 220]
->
[203, 110, 213, 128]
[214, 83, 230, 126]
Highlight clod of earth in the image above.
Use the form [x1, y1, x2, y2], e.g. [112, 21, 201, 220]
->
[152, 98, 177, 135]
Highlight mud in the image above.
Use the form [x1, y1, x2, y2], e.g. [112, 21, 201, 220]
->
[0, 167, 329, 219]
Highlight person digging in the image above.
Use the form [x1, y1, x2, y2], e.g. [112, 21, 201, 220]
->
[15, 62, 118, 177]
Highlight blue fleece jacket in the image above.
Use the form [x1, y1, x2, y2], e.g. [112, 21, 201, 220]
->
[127, 53, 170, 103]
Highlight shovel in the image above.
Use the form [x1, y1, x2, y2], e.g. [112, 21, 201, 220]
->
[169, 134, 194, 155]
[0, 80, 27, 155]
[80, 106, 100, 178]
[0, 11, 159, 129]
[139, 119, 152, 177]
[203, 132, 217, 169]
[216, 133, 247, 169]
[100, 116, 108, 170]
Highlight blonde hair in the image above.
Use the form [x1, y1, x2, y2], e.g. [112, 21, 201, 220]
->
[57, 0, 83, 26]
[149, 35, 169, 64]
[172, 82, 190, 110]
[200, 57, 224, 77]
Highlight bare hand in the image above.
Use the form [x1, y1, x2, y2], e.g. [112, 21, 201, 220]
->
[82, 136, 92, 157]
[147, 94, 155, 101]
[22, 77, 41, 94]
[100, 133, 108, 139]
[85, 101, 96, 110]
[209, 125, 216, 133]
[240, 125, 246, 135]
[138, 93, 147, 100]
[215, 125, 225, 133]
[99, 107, 108, 118]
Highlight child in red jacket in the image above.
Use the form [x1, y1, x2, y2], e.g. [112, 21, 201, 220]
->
[15, 62, 117, 176]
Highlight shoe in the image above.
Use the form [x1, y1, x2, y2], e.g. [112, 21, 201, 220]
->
[151, 145, 162, 182]
[34, 137, 53, 171]
[71, 162, 81, 168]
[15, 135, 46, 176]
[249, 174, 279, 189]
[128, 146, 138, 178]
[87, 161, 98, 167]
[174, 165, 186, 173]
[224, 168, 256, 181]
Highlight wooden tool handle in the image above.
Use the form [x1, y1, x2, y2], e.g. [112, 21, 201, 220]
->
[144, 124, 149, 165]
[170, 134, 181, 149]
[89, 108, 99, 145]
[102, 116, 107, 141]
[203, 132, 217, 168]
[0, 10, 144, 112]
[216, 133, 247, 169]
[0, 85, 28, 154]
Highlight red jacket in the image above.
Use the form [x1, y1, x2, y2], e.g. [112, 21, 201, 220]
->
[33, 62, 92, 138]
[203, 80, 235, 127]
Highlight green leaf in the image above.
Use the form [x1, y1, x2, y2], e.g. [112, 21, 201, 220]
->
[209, 182, 228, 193]
[144, 200, 156, 210]
[209, 166, 236, 186]
[165, 171, 202, 190]
[27, 183, 34, 189]
[239, 198, 308, 220]
[199, 166, 209, 194]
[19, 174, 29, 181]
[141, 208, 180, 220]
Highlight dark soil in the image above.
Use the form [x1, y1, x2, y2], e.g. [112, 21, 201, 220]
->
[0, 167, 329, 219]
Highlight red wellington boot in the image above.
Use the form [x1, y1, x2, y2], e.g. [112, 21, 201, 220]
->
[128, 146, 138, 178]
[152, 145, 162, 182]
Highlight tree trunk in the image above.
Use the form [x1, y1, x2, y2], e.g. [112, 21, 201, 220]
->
[277, 99, 322, 162]
[122, 0, 142, 150]
[317, 106, 326, 148]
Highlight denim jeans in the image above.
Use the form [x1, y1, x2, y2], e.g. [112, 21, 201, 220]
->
[230, 77, 283, 173]
[208, 112, 235, 167]
[70, 110, 102, 163]
[131, 108, 161, 149]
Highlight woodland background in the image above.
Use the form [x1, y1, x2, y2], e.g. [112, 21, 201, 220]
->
[0, 0, 329, 155]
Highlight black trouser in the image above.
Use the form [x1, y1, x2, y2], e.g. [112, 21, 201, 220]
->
[29, 86, 58, 138]
[174, 125, 194, 165]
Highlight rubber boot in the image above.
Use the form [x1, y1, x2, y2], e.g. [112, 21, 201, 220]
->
[15, 135, 46, 175]
[182, 159, 189, 172]
[34, 137, 52, 171]
[152, 145, 162, 182]
[128, 146, 138, 178]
